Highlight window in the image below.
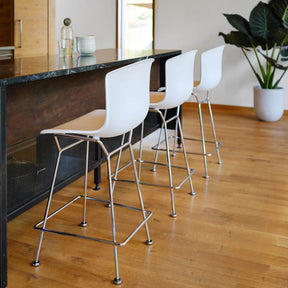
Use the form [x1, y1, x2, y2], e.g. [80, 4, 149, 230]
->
[117, 0, 154, 50]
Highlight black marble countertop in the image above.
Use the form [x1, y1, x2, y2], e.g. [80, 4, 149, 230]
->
[0, 48, 181, 86]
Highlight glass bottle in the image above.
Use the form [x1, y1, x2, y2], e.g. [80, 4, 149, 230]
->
[60, 18, 74, 57]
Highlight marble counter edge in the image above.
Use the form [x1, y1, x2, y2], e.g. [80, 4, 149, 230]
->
[0, 50, 181, 87]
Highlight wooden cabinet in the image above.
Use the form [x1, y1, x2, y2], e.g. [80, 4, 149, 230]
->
[14, 0, 55, 58]
[0, 0, 55, 58]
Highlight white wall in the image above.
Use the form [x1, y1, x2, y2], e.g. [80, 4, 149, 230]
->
[55, 0, 115, 49]
[55, 0, 288, 109]
[155, 0, 288, 109]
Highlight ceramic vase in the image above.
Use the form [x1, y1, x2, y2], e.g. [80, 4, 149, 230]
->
[253, 86, 284, 122]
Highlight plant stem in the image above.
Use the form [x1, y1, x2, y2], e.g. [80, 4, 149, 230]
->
[273, 69, 287, 88]
[271, 34, 288, 88]
[241, 48, 264, 87]
[266, 44, 276, 88]
[251, 43, 266, 87]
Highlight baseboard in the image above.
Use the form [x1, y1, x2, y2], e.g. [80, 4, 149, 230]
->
[183, 102, 288, 115]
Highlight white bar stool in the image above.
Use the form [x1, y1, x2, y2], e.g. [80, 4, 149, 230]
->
[188, 45, 225, 178]
[161, 46, 225, 179]
[32, 59, 154, 285]
[115, 51, 197, 218]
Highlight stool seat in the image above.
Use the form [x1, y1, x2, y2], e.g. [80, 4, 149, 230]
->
[41, 109, 106, 136]
[150, 91, 165, 105]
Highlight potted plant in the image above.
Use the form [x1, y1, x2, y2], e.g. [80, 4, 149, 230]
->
[219, 0, 288, 121]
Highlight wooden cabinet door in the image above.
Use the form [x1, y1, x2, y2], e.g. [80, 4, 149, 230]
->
[14, 0, 55, 58]
[0, 0, 13, 47]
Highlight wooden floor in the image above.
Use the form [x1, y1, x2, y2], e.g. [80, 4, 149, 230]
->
[7, 103, 288, 288]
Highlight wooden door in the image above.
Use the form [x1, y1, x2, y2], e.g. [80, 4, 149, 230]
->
[14, 0, 55, 58]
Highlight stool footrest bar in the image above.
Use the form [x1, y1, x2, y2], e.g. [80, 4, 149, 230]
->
[114, 160, 195, 190]
[34, 195, 152, 247]
[151, 136, 222, 157]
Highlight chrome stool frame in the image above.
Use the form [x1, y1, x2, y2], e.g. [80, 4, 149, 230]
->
[155, 93, 222, 179]
[114, 105, 195, 218]
[32, 132, 152, 285]
[153, 45, 224, 179]
[185, 91, 222, 178]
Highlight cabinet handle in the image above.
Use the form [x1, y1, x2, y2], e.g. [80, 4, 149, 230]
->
[16, 19, 23, 48]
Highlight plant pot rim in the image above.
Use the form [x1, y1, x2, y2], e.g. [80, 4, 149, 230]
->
[254, 85, 284, 90]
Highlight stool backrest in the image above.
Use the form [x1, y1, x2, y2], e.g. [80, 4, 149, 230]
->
[162, 50, 197, 109]
[101, 58, 154, 137]
[195, 45, 225, 92]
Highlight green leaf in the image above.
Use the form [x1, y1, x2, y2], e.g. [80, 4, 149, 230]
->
[219, 31, 253, 48]
[267, 28, 288, 45]
[269, 0, 288, 28]
[256, 73, 265, 88]
[259, 50, 288, 70]
[219, 1, 288, 88]
[223, 14, 251, 35]
[249, 2, 282, 40]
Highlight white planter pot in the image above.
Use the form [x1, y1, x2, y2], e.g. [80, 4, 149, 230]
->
[253, 86, 284, 122]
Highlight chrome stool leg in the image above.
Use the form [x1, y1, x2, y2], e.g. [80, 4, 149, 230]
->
[177, 116, 195, 195]
[152, 110, 167, 172]
[128, 143, 152, 244]
[106, 155, 122, 285]
[110, 129, 150, 233]
[207, 94, 222, 164]
[172, 112, 179, 156]
[163, 121, 177, 217]
[80, 140, 90, 227]
[32, 137, 63, 266]
[113, 134, 126, 191]
[113, 131, 152, 243]
[138, 122, 144, 177]
[182, 92, 222, 178]
[107, 135, 125, 209]
[107, 131, 153, 284]
[197, 99, 209, 179]
[32, 136, 85, 266]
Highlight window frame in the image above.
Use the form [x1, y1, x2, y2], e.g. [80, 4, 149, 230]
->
[116, 0, 155, 49]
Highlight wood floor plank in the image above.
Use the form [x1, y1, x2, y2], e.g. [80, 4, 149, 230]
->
[7, 103, 288, 287]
